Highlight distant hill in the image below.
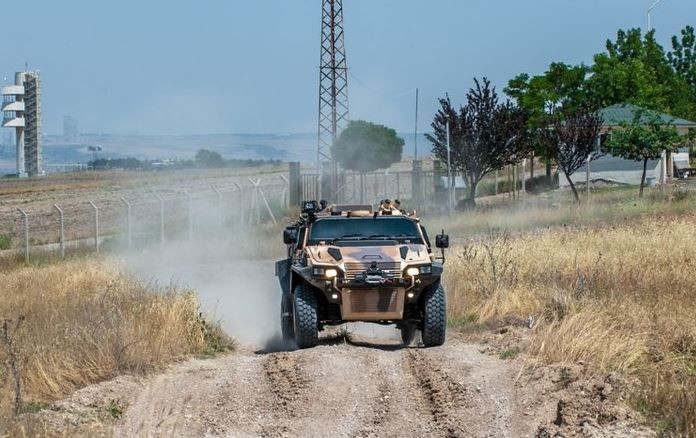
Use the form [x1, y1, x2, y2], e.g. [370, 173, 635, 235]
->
[0, 132, 430, 173]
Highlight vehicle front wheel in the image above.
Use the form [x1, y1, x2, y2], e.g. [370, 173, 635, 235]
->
[422, 283, 447, 347]
[293, 283, 319, 349]
[280, 291, 294, 341]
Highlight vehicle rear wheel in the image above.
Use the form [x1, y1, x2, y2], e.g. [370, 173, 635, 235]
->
[422, 283, 447, 347]
[281, 291, 294, 341]
[400, 322, 417, 346]
[293, 283, 319, 349]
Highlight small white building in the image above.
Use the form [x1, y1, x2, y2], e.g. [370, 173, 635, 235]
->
[560, 104, 695, 187]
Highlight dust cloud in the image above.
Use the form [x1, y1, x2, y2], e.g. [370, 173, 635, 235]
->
[120, 199, 282, 348]
[117, 190, 410, 349]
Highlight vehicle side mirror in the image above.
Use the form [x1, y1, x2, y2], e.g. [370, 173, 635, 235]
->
[283, 228, 297, 244]
[435, 233, 449, 249]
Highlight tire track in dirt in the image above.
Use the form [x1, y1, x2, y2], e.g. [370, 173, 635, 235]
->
[41, 336, 650, 437]
[262, 352, 309, 415]
[406, 349, 470, 437]
[350, 372, 394, 438]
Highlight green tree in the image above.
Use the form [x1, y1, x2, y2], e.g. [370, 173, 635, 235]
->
[668, 25, 696, 88]
[195, 149, 225, 168]
[426, 78, 529, 207]
[331, 120, 404, 173]
[608, 112, 682, 197]
[587, 28, 696, 121]
[505, 62, 590, 179]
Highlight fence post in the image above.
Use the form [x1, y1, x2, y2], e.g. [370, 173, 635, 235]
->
[154, 194, 165, 245]
[211, 186, 222, 227]
[362, 173, 367, 203]
[522, 159, 527, 200]
[495, 170, 499, 195]
[279, 175, 289, 209]
[89, 201, 99, 253]
[233, 182, 244, 226]
[54, 204, 65, 258]
[249, 178, 277, 224]
[320, 162, 332, 202]
[184, 191, 193, 240]
[121, 197, 132, 249]
[586, 155, 591, 206]
[288, 162, 301, 207]
[17, 208, 29, 263]
[396, 172, 401, 200]
[247, 179, 260, 224]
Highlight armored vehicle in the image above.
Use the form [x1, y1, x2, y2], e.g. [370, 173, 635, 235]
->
[275, 201, 450, 349]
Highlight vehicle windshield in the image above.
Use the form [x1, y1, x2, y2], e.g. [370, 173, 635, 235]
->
[308, 217, 423, 243]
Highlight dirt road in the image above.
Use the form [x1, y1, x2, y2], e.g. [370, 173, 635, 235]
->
[114, 335, 537, 438]
[35, 328, 652, 437]
[27, 252, 650, 437]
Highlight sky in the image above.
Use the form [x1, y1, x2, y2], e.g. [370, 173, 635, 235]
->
[1, 0, 694, 136]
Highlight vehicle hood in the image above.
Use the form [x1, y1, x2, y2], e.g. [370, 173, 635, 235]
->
[306, 243, 432, 267]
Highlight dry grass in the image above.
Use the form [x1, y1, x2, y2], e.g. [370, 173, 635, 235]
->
[429, 185, 696, 239]
[445, 214, 696, 434]
[0, 258, 231, 425]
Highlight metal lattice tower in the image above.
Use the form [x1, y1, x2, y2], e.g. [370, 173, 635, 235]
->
[317, 0, 349, 191]
[23, 71, 42, 176]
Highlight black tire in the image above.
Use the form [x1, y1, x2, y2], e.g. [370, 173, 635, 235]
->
[422, 283, 447, 347]
[400, 322, 417, 346]
[281, 291, 294, 341]
[293, 283, 319, 349]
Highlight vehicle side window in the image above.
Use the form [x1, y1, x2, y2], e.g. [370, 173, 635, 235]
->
[420, 225, 431, 248]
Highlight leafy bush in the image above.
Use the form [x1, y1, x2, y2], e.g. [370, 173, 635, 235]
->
[0, 235, 12, 250]
[525, 174, 559, 194]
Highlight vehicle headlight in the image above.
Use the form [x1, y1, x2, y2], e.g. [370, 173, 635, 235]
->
[325, 268, 338, 278]
[406, 267, 420, 277]
[406, 265, 432, 276]
[313, 267, 338, 278]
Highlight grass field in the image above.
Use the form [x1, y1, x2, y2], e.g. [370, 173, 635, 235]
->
[0, 257, 231, 429]
[429, 185, 696, 239]
[443, 190, 696, 435]
[2, 171, 696, 434]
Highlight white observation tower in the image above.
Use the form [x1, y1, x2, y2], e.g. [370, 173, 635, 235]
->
[2, 70, 43, 177]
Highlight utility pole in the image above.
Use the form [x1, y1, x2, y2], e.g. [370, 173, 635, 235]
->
[446, 118, 453, 214]
[414, 88, 419, 160]
[647, 0, 665, 32]
[317, 0, 349, 200]
[586, 155, 591, 205]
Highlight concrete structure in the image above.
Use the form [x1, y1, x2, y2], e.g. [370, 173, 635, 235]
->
[2, 70, 43, 177]
[561, 104, 695, 188]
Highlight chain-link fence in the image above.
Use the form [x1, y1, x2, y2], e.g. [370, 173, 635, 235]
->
[0, 175, 290, 261]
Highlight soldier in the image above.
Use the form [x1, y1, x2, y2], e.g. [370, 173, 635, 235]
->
[379, 199, 392, 212]
[319, 200, 328, 212]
